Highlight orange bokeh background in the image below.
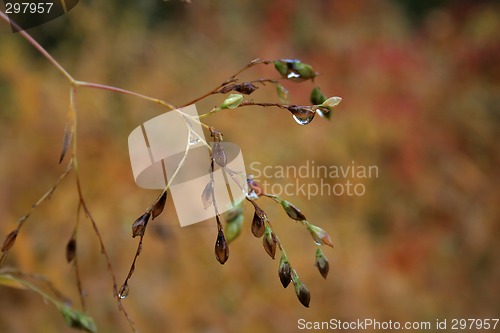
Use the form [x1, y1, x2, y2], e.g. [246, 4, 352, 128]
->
[0, 1, 499, 332]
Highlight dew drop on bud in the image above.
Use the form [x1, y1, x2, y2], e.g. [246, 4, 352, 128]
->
[292, 114, 315, 125]
[189, 131, 200, 146]
[288, 106, 315, 126]
[118, 284, 129, 299]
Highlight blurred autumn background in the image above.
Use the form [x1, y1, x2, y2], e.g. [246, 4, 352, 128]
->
[1, 0, 499, 332]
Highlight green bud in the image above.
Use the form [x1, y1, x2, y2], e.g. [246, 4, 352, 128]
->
[292, 62, 317, 80]
[315, 248, 329, 279]
[274, 59, 317, 81]
[220, 94, 244, 109]
[225, 205, 244, 243]
[308, 224, 333, 248]
[274, 60, 290, 77]
[310, 86, 327, 105]
[60, 305, 97, 332]
[275, 83, 289, 104]
[281, 200, 306, 221]
[321, 96, 342, 109]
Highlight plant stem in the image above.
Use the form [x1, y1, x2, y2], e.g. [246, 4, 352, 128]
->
[0, 11, 74, 82]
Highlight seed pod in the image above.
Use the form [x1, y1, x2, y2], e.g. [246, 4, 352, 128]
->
[292, 271, 311, 308]
[201, 182, 214, 209]
[213, 142, 227, 167]
[308, 224, 333, 248]
[274, 60, 317, 81]
[251, 208, 266, 238]
[315, 248, 329, 279]
[321, 96, 342, 108]
[293, 62, 317, 80]
[275, 83, 289, 103]
[225, 205, 244, 244]
[220, 93, 244, 109]
[1, 230, 18, 252]
[262, 226, 277, 259]
[66, 237, 77, 263]
[132, 213, 151, 238]
[215, 229, 229, 264]
[151, 191, 167, 220]
[278, 255, 292, 288]
[234, 82, 258, 95]
[310, 86, 327, 105]
[281, 200, 306, 221]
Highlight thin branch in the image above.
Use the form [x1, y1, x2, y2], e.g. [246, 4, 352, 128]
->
[0, 11, 74, 82]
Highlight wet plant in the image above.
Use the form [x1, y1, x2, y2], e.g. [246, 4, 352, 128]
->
[0, 9, 341, 332]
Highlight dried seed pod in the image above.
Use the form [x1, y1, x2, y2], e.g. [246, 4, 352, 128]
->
[262, 226, 277, 259]
[308, 224, 333, 248]
[132, 213, 151, 238]
[251, 208, 266, 238]
[215, 229, 229, 264]
[292, 270, 310, 307]
[151, 191, 167, 220]
[315, 248, 329, 279]
[234, 82, 258, 95]
[278, 255, 292, 288]
[281, 200, 306, 221]
[292, 271, 311, 308]
[1, 230, 18, 252]
[66, 237, 77, 263]
[213, 142, 227, 167]
[201, 182, 214, 209]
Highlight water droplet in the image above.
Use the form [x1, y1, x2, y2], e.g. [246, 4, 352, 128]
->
[118, 284, 129, 299]
[292, 114, 314, 125]
[189, 131, 200, 145]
